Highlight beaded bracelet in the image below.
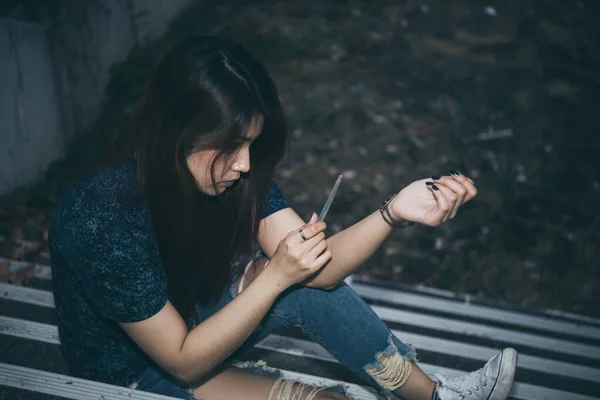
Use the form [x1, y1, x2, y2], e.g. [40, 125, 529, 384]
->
[379, 193, 415, 229]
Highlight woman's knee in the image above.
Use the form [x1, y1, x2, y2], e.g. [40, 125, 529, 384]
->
[278, 281, 356, 310]
[270, 378, 349, 400]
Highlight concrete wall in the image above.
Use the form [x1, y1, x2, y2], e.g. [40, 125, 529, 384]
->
[0, 0, 195, 195]
[0, 19, 64, 196]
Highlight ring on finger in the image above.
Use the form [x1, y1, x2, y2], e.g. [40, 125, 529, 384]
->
[299, 230, 308, 241]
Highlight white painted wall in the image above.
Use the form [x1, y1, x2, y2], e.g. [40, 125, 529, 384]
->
[0, 0, 196, 195]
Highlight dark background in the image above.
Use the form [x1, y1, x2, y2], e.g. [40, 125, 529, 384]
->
[1, 0, 599, 317]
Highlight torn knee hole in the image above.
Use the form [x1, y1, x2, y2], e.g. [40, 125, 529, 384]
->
[364, 346, 413, 391]
[269, 377, 327, 400]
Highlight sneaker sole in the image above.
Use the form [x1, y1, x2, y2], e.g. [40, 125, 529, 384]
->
[488, 348, 518, 400]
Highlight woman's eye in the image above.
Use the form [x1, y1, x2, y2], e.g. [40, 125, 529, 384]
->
[227, 141, 245, 154]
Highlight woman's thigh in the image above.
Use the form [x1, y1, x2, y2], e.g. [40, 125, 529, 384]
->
[193, 366, 348, 400]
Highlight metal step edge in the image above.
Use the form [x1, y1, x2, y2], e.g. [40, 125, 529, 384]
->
[2, 288, 599, 383]
[352, 275, 600, 327]
[0, 362, 178, 400]
[256, 335, 600, 400]
[5, 257, 599, 339]
[351, 282, 600, 340]
[0, 316, 60, 343]
[264, 330, 600, 385]
[370, 304, 600, 361]
[0, 257, 600, 340]
[3, 277, 597, 362]
[2, 323, 595, 400]
[0, 257, 52, 280]
[2, 314, 599, 395]
[0, 361, 381, 400]
[0, 282, 55, 308]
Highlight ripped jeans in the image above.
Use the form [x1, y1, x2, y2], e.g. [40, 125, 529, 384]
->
[130, 259, 417, 399]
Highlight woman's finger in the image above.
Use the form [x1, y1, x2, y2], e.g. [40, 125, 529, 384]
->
[449, 171, 478, 201]
[432, 176, 468, 218]
[429, 182, 456, 222]
[307, 239, 328, 258]
[292, 220, 326, 244]
[426, 183, 450, 225]
[306, 212, 319, 225]
[299, 231, 326, 251]
[312, 249, 332, 270]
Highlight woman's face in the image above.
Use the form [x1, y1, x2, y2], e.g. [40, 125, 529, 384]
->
[187, 116, 263, 196]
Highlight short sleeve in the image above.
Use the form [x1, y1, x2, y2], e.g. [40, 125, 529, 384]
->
[264, 181, 290, 218]
[54, 198, 167, 323]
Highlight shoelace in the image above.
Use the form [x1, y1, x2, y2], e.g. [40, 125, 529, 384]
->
[435, 370, 488, 398]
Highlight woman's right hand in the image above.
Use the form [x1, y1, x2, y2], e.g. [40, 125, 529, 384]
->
[267, 212, 331, 289]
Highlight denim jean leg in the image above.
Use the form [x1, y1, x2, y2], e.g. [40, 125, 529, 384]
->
[223, 281, 356, 399]
[192, 261, 415, 398]
[129, 365, 196, 399]
[261, 282, 417, 399]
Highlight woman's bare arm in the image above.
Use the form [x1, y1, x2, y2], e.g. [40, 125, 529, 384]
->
[259, 208, 392, 289]
[120, 267, 284, 384]
[259, 174, 477, 289]
[120, 218, 329, 385]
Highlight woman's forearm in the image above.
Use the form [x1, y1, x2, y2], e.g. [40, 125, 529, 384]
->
[306, 209, 394, 289]
[177, 267, 283, 383]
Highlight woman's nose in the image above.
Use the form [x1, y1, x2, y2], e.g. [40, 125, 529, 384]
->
[232, 148, 250, 173]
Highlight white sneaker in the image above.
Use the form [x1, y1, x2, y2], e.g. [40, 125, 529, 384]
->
[435, 348, 518, 400]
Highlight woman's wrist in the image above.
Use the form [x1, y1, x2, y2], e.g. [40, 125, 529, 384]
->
[388, 194, 404, 222]
[380, 193, 414, 229]
[260, 261, 292, 294]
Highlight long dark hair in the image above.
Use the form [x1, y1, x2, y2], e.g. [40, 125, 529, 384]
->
[110, 36, 288, 318]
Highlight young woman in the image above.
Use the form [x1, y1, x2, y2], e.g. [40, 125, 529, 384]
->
[49, 36, 517, 400]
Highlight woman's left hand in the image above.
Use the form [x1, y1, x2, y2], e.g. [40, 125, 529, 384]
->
[389, 172, 478, 227]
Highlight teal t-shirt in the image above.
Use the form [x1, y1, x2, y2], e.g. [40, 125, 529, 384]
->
[48, 158, 289, 387]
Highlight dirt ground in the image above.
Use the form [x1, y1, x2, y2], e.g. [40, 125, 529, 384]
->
[2, 0, 599, 316]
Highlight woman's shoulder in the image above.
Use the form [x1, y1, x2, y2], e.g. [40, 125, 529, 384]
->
[51, 158, 148, 243]
[65, 158, 138, 207]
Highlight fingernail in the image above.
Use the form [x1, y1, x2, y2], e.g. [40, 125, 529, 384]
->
[432, 184, 439, 191]
[425, 181, 435, 186]
[431, 175, 441, 180]
[450, 169, 460, 176]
